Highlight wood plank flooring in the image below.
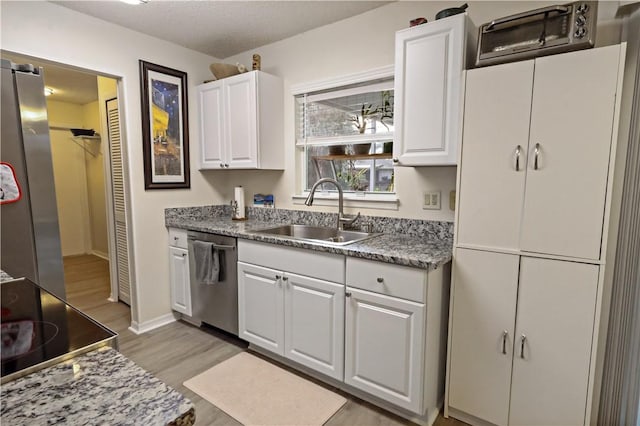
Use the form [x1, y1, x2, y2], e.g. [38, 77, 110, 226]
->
[64, 254, 467, 426]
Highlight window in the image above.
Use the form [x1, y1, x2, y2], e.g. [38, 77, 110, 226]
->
[295, 77, 395, 198]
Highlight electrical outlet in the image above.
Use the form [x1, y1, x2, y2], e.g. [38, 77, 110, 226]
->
[423, 191, 441, 210]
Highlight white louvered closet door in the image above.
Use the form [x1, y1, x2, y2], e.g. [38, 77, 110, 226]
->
[106, 98, 131, 305]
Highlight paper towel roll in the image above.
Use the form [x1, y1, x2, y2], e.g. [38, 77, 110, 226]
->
[234, 186, 245, 219]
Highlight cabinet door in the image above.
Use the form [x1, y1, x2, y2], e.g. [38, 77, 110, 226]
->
[284, 272, 344, 380]
[169, 246, 191, 316]
[198, 82, 226, 169]
[509, 257, 599, 426]
[520, 45, 621, 259]
[393, 13, 465, 165]
[237, 261, 284, 355]
[345, 287, 425, 414]
[448, 248, 519, 426]
[456, 61, 534, 251]
[225, 73, 258, 168]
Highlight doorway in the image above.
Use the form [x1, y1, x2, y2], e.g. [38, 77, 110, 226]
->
[1, 51, 133, 328]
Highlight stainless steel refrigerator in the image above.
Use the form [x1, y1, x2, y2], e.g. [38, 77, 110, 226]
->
[1, 59, 66, 299]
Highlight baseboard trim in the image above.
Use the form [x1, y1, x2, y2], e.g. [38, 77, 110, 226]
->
[90, 250, 109, 261]
[128, 312, 177, 335]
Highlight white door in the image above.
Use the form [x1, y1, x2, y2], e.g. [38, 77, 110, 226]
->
[225, 72, 258, 168]
[344, 287, 425, 414]
[237, 261, 284, 355]
[106, 98, 131, 305]
[456, 61, 534, 251]
[520, 45, 622, 259]
[448, 248, 519, 426]
[393, 13, 465, 165]
[284, 272, 344, 380]
[509, 257, 599, 426]
[198, 82, 225, 169]
[168, 246, 191, 316]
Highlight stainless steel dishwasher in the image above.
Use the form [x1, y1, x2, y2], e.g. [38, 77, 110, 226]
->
[187, 231, 238, 336]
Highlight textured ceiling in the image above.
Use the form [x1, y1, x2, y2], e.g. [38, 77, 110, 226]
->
[51, 1, 392, 59]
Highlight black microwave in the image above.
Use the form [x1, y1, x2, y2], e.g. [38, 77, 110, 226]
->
[476, 1, 597, 67]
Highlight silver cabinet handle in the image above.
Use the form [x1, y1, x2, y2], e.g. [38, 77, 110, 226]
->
[376, 277, 384, 283]
[501, 330, 508, 355]
[514, 145, 522, 171]
[533, 143, 541, 170]
[520, 334, 527, 359]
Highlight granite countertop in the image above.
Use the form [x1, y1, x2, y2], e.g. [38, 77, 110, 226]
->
[165, 211, 453, 269]
[0, 270, 14, 282]
[1, 347, 194, 426]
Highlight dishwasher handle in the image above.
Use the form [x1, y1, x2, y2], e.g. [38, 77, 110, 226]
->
[187, 237, 236, 250]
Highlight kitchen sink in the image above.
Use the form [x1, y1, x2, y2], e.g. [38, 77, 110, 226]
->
[250, 224, 380, 246]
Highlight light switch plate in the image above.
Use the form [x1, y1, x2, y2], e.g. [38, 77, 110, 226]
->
[423, 191, 441, 210]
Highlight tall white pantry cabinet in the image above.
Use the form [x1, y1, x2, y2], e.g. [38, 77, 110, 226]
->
[446, 44, 627, 426]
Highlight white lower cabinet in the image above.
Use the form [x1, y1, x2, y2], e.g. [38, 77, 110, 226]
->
[237, 240, 448, 423]
[168, 228, 191, 316]
[448, 248, 599, 425]
[344, 287, 425, 413]
[237, 260, 345, 380]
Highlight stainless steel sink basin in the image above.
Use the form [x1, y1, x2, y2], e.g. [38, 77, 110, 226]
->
[250, 224, 379, 246]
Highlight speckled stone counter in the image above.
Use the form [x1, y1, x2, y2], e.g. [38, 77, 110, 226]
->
[1, 347, 195, 426]
[0, 270, 14, 282]
[165, 206, 453, 269]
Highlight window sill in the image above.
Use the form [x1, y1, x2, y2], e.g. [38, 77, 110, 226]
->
[292, 192, 399, 211]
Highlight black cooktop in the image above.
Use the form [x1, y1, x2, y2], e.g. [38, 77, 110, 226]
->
[1, 278, 117, 382]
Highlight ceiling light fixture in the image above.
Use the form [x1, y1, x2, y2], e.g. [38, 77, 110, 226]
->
[44, 87, 54, 97]
[120, 0, 149, 4]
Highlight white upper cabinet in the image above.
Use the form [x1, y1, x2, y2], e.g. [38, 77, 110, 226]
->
[457, 45, 624, 260]
[519, 46, 621, 259]
[393, 13, 469, 166]
[456, 60, 534, 251]
[197, 71, 283, 170]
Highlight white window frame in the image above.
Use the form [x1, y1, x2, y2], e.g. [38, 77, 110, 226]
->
[291, 65, 398, 210]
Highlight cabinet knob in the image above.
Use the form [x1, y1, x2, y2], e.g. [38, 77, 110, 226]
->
[392, 158, 399, 163]
[224, 163, 230, 168]
[275, 275, 281, 280]
[282, 276, 288, 281]
[181, 253, 186, 257]
[219, 163, 224, 168]
[345, 292, 352, 298]
[376, 277, 384, 283]
[174, 236, 179, 240]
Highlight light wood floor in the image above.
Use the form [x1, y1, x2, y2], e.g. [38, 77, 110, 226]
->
[64, 254, 467, 426]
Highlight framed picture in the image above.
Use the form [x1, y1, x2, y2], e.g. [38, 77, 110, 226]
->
[139, 60, 190, 189]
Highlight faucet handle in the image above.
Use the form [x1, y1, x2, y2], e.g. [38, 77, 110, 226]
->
[340, 212, 361, 229]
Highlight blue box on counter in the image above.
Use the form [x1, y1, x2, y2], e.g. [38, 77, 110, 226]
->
[253, 193, 274, 208]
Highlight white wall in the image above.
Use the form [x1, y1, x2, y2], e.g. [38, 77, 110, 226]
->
[83, 100, 110, 258]
[222, 1, 622, 223]
[1, 1, 226, 326]
[1, 0, 625, 327]
[47, 100, 92, 256]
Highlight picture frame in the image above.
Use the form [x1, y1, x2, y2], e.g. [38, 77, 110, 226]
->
[139, 60, 190, 189]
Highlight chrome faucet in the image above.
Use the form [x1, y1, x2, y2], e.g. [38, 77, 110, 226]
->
[305, 178, 360, 230]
